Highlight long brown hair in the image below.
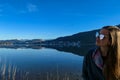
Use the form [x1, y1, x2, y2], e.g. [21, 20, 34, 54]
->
[102, 26, 120, 80]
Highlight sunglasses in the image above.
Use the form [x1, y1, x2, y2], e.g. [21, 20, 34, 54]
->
[96, 32, 105, 40]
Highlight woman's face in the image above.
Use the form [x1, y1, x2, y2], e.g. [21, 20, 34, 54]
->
[96, 29, 110, 47]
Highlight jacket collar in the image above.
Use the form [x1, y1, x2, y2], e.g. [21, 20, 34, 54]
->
[92, 48, 104, 70]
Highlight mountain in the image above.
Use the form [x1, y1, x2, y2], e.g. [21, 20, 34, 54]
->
[0, 25, 119, 55]
[0, 25, 120, 47]
[44, 29, 99, 46]
[44, 25, 120, 47]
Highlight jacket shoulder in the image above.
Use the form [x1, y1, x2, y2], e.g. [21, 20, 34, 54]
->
[86, 48, 96, 57]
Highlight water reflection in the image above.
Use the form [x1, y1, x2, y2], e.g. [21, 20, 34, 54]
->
[0, 44, 95, 56]
[0, 45, 95, 80]
[45, 45, 95, 56]
[0, 48, 84, 80]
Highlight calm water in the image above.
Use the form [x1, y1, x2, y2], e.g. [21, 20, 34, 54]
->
[0, 48, 84, 80]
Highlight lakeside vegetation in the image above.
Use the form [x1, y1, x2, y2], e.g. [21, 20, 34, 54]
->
[0, 58, 83, 80]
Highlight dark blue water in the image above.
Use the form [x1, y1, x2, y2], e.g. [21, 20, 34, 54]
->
[0, 48, 84, 80]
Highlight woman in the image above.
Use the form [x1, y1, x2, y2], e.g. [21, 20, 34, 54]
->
[82, 26, 120, 80]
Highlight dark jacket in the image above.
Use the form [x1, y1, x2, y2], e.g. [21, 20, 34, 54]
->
[82, 48, 105, 80]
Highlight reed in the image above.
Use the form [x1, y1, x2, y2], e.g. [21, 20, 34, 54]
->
[0, 58, 83, 80]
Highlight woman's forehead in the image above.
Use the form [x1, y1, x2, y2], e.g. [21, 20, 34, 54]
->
[100, 29, 109, 34]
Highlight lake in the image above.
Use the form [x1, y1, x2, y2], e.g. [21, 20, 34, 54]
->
[0, 47, 84, 80]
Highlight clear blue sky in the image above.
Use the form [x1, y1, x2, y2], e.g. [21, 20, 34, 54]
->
[0, 0, 120, 40]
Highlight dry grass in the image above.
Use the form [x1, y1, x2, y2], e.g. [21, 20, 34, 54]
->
[0, 58, 83, 80]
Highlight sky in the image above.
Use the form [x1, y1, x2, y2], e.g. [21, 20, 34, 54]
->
[0, 0, 120, 40]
